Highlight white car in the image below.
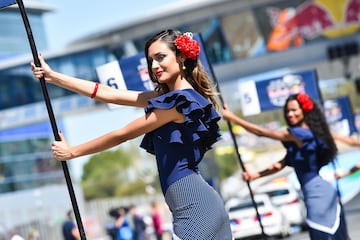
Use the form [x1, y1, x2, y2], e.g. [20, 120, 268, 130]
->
[226, 194, 291, 239]
[255, 182, 307, 229]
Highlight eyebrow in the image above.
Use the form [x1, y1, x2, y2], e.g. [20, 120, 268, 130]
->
[153, 52, 164, 57]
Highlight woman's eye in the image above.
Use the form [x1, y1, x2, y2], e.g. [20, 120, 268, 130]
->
[155, 54, 165, 62]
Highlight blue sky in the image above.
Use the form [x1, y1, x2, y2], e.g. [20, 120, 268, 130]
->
[43, 0, 182, 50]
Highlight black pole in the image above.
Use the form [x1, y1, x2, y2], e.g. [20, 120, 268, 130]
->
[198, 34, 268, 239]
[15, 0, 87, 239]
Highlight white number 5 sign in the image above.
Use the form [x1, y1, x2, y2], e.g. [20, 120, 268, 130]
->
[238, 81, 261, 116]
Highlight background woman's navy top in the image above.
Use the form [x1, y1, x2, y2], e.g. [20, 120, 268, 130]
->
[140, 89, 221, 194]
[282, 127, 328, 185]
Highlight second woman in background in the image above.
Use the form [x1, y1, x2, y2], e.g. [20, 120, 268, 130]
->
[222, 93, 350, 240]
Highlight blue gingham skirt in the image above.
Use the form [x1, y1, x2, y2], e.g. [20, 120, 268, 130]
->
[165, 173, 232, 240]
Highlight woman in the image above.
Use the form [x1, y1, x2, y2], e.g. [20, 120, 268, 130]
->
[222, 93, 350, 240]
[115, 207, 133, 240]
[31, 29, 232, 240]
[151, 201, 163, 240]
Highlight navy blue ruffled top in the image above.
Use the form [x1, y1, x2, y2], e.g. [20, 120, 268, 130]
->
[282, 127, 329, 186]
[140, 89, 221, 194]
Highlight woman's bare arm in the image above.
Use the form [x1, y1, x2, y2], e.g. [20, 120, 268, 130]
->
[32, 54, 158, 107]
[243, 159, 286, 181]
[52, 107, 183, 161]
[332, 133, 360, 147]
[221, 105, 294, 142]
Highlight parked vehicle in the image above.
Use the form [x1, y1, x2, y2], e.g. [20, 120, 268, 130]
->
[226, 194, 291, 239]
[255, 182, 307, 229]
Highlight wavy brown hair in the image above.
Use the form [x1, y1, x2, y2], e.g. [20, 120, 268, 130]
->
[144, 29, 219, 109]
[283, 94, 337, 167]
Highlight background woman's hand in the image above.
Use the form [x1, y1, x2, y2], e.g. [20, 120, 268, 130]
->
[242, 171, 259, 181]
[52, 131, 73, 161]
[31, 54, 53, 82]
[334, 172, 345, 179]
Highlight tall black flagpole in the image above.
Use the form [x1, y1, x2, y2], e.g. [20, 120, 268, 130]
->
[15, 0, 87, 239]
[198, 34, 268, 239]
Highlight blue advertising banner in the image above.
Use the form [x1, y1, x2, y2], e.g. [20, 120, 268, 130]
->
[324, 96, 357, 136]
[239, 69, 321, 116]
[0, 0, 16, 9]
[119, 52, 153, 91]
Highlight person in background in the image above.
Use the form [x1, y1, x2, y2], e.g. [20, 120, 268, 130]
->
[116, 207, 133, 240]
[222, 93, 350, 240]
[151, 201, 163, 240]
[333, 133, 360, 179]
[62, 210, 80, 240]
[128, 204, 147, 240]
[31, 29, 232, 240]
[27, 228, 40, 240]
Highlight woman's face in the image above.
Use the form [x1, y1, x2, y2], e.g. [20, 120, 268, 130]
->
[147, 39, 181, 86]
[286, 99, 304, 126]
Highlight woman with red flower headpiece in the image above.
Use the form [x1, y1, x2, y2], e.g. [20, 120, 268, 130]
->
[222, 93, 350, 240]
[31, 29, 232, 240]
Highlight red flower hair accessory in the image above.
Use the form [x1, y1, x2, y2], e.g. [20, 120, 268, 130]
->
[297, 93, 314, 112]
[174, 32, 200, 60]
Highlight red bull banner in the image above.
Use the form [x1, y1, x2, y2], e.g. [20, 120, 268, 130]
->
[0, 0, 16, 9]
[255, 0, 360, 52]
[238, 70, 321, 116]
[324, 96, 357, 135]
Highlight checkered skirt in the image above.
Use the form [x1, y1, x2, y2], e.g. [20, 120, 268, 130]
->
[165, 173, 232, 240]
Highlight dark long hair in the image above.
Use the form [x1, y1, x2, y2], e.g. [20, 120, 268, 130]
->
[144, 29, 218, 109]
[283, 94, 337, 166]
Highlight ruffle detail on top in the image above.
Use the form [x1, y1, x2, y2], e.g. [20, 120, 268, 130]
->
[140, 89, 221, 154]
[282, 126, 329, 185]
[288, 127, 313, 141]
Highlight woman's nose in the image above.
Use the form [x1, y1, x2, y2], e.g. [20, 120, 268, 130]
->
[152, 60, 159, 69]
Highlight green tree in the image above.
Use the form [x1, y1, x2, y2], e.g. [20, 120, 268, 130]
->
[214, 150, 239, 180]
[81, 147, 158, 200]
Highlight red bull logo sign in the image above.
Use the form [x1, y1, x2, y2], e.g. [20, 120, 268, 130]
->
[266, 0, 360, 51]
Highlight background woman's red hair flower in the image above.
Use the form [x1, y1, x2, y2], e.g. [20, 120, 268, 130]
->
[174, 33, 200, 60]
[297, 92, 314, 112]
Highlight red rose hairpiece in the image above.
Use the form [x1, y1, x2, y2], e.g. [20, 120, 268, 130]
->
[174, 32, 200, 60]
[297, 93, 314, 112]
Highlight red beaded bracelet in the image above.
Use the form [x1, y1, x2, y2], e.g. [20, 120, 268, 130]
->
[90, 82, 99, 98]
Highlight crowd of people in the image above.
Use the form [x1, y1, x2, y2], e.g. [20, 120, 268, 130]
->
[105, 202, 163, 240]
[31, 28, 358, 240]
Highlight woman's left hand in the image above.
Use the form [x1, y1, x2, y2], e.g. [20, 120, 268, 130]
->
[221, 104, 235, 121]
[52, 131, 73, 161]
